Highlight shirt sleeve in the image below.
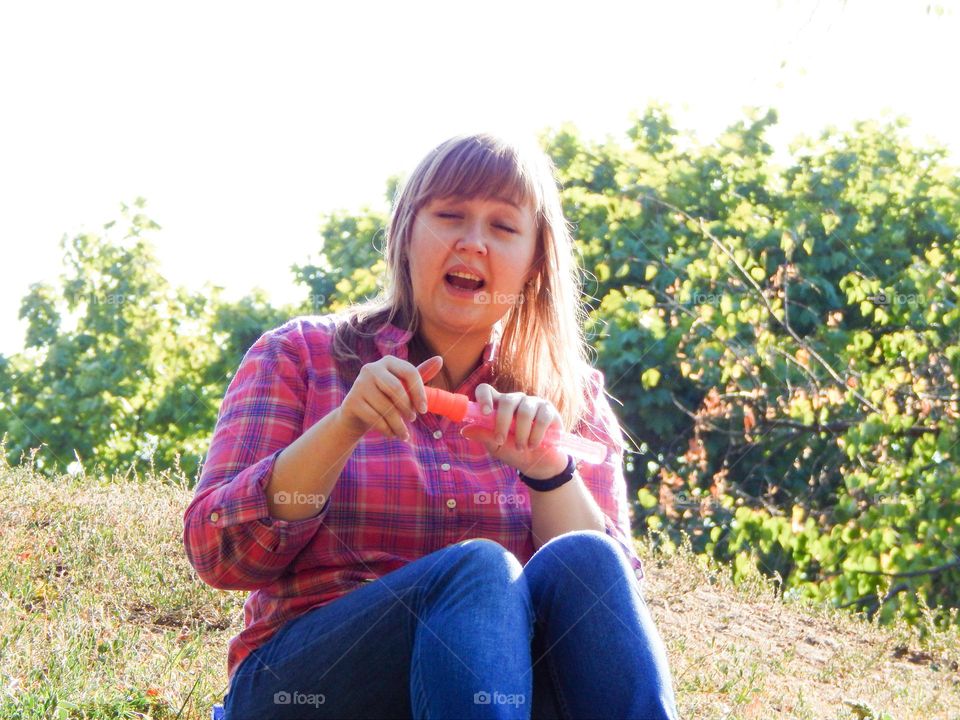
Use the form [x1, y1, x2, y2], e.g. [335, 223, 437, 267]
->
[574, 367, 645, 584]
[183, 322, 330, 591]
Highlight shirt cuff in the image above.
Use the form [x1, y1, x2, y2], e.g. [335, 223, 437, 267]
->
[203, 448, 330, 554]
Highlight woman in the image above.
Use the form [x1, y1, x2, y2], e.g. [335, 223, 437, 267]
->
[184, 133, 679, 719]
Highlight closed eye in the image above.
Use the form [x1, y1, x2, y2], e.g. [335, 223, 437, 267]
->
[436, 213, 516, 233]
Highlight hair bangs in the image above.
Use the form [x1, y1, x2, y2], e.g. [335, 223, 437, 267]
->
[414, 136, 541, 217]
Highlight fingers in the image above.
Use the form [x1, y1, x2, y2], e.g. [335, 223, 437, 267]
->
[371, 368, 418, 422]
[478, 385, 560, 453]
[386, 355, 439, 415]
[363, 355, 445, 441]
[474, 383, 496, 415]
[418, 355, 444, 386]
[412, 356, 442, 413]
[358, 396, 410, 441]
[347, 357, 427, 441]
[494, 392, 524, 446]
[527, 403, 560, 451]
[512, 396, 542, 450]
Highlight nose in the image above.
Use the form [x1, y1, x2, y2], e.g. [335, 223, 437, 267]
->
[454, 221, 488, 255]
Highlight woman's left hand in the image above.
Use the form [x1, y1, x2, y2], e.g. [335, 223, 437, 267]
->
[460, 383, 570, 478]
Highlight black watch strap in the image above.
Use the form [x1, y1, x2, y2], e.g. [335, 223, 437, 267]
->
[518, 455, 576, 492]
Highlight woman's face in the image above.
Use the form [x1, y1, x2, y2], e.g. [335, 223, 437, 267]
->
[407, 194, 538, 345]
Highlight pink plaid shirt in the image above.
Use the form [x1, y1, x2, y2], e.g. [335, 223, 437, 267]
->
[183, 314, 644, 683]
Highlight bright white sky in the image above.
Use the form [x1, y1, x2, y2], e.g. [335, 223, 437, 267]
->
[1, 0, 957, 357]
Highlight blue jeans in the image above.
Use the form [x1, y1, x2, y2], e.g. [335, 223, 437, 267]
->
[223, 530, 679, 719]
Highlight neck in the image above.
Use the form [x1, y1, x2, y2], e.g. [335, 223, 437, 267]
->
[411, 327, 492, 392]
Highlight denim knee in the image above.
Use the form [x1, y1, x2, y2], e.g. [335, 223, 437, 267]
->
[445, 537, 526, 584]
[412, 538, 535, 653]
[435, 539, 530, 601]
[534, 530, 629, 575]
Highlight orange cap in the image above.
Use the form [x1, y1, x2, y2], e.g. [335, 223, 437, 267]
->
[424, 386, 469, 422]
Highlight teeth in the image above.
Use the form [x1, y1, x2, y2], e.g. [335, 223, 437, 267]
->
[448, 270, 483, 282]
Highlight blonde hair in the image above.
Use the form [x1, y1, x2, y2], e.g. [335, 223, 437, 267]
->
[330, 132, 594, 432]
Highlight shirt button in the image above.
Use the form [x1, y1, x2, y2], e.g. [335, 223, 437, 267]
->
[440, 462, 451, 471]
[446, 498, 457, 509]
[209, 512, 220, 523]
[432, 430, 443, 440]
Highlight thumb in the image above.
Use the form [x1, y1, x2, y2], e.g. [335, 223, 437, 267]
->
[418, 355, 444, 383]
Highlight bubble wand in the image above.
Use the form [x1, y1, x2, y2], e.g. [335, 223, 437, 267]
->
[423, 386, 607, 464]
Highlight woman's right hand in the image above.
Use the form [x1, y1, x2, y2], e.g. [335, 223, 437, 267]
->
[337, 355, 444, 441]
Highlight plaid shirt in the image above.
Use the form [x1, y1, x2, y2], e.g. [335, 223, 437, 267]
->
[183, 314, 644, 683]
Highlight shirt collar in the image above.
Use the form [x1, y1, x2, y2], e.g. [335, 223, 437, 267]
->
[373, 321, 499, 395]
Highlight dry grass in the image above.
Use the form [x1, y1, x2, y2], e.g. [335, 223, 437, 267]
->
[1, 453, 958, 719]
[644, 541, 960, 718]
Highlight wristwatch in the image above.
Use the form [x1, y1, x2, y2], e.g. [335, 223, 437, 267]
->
[518, 455, 576, 492]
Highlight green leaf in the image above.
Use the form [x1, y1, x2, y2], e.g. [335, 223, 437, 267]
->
[821, 212, 840, 235]
[641, 367, 661, 389]
[638, 487, 659, 509]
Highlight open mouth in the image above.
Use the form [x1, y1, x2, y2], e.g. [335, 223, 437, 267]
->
[444, 273, 486, 292]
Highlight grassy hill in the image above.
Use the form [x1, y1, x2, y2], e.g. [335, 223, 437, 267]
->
[2, 454, 959, 719]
